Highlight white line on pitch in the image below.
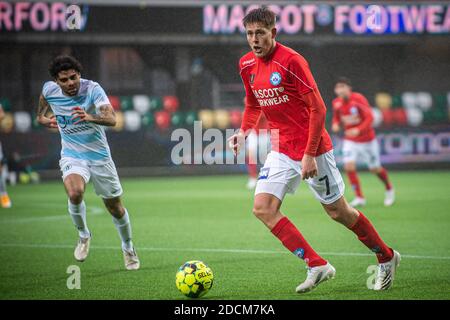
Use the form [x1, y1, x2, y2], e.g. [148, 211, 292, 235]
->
[0, 243, 449, 261]
[0, 207, 104, 224]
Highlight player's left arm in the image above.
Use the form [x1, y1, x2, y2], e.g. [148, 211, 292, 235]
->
[289, 55, 327, 179]
[354, 96, 373, 132]
[346, 96, 373, 137]
[71, 104, 116, 126]
[71, 84, 116, 126]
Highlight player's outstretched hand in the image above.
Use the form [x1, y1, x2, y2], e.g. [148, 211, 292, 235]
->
[227, 131, 246, 156]
[71, 107, 92, 125]
[301, 154, 318, 180]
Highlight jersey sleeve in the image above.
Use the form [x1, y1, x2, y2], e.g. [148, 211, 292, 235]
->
[354, 102, 374, 132]
[91, 84, 111, 110]
[288, 55, 317, 95]
[239, 63, 259, 108]
[353, 93, 371, 107]
[239, 64, 261, 133]
[41, 81, 54, 99]
[302, 88, 327, 157]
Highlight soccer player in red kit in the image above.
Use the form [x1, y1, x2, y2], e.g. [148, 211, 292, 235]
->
[332, 77, 395, 207]
[228, 7, 400, 293]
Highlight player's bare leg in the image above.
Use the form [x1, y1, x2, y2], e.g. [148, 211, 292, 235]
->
[322, 196, 400, 290]
[103, 197, 140, 270]
[64, 174, 91, 262]
[246, 155, 258, 189]
[345, 162, 366, 207]
[246, 134, 258, 190]
[253, 193, 335, 293]
[370, 167, 395, 206]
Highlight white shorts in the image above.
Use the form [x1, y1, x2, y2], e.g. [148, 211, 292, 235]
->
[247, 131, 271, 164]
[342, 139, 381, 169]
[255, 150, 345, 204]
[59, 157, 123, 199]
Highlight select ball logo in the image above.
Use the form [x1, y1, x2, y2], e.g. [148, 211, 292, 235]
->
[269, 72, 282, 86]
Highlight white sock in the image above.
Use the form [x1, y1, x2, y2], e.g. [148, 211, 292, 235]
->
[0, 172, 7, 194]
[112, 209, 134, 252]
[68, 200, 90, 239]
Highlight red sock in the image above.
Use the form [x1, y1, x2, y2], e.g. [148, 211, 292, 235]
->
[271, 217, 327, 267]
[349, 211, 393, 263]
[376, 168, 392, 190]
[248, 163, 257, 179]
[347, 171, 364, 198]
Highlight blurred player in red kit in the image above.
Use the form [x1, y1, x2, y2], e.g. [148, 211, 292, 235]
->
[228, 7, 400, 293]
[332, 77, 395, 207]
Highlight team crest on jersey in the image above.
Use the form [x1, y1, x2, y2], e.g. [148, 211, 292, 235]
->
[269, 72, 282, 86]
[350, 106, 359, 115]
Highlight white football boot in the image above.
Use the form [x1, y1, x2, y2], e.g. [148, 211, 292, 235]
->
[296, 262, 336, 293]
[246, 178, 257, 190]
[74, 236, 91, 262]
[350, 197, 367, 208]
[384, 189, 395, 207]
[374, 250, 401, 291]
[123, 247, 140, 271]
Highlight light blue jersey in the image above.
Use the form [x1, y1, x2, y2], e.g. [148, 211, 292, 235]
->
[42, 79, 112, 165]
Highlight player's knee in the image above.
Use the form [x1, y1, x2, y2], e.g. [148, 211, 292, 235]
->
[326, 204, 342, 221]
[324, 199, 348, 222]
[68, 189, 84, 204]
[370, 167, 381, 174]
[344, 166, 355, 173]
[324, 198, 357, 226]
[104, 199, 124, 216]
[252, 203, 276, 220]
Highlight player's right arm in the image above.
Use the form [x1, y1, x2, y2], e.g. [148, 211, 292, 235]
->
[228, 61, 261, 156]
[36, 94, 58, 128]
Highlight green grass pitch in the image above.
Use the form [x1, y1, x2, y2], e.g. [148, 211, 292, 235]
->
[1, 170, 449, 300]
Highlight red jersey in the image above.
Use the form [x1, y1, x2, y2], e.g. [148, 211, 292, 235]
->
[239, 42, 333, 161]
[332, 92, 376, 143]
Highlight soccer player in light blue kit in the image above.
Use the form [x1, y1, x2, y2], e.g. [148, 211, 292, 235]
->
[36, 55, 140, 270]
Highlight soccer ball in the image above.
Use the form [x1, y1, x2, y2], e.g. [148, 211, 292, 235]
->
[175, 260, 214, 298]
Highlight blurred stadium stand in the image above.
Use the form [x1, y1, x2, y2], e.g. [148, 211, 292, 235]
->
[1, 0, 449, 178]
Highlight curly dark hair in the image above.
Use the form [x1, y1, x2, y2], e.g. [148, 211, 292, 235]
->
[243, 6, 276, 29]
[48, 55, 83, 79]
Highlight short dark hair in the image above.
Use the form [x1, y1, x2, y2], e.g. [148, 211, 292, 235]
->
[48, 55, 83, 79]
[243, 6, 276, 29]
[335, 77, 352, 87]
